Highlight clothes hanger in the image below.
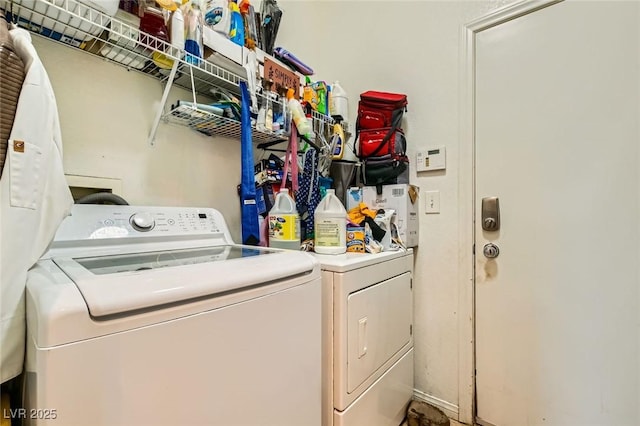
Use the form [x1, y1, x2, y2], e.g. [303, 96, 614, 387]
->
[256, 130, 321, 152]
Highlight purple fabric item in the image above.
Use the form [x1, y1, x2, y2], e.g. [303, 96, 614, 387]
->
[273, 47, 314, 75]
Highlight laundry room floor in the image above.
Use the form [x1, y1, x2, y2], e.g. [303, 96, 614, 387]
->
[402, 416, 465, 425]
[404, 400, 465, 426]
[424, 419, 464, 426]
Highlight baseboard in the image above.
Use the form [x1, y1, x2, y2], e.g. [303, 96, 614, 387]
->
[412, 389, 459, 421]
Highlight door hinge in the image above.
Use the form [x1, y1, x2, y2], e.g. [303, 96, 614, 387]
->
[473, 243, 475, 255]
[410, 324, 413, 335]
[410, 278, 413, 289]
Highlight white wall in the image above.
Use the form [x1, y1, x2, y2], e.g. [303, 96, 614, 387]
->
[275, 0, 513, 415]
[34, 36, 244, 241]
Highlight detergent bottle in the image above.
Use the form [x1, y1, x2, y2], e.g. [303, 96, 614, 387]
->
[203, 0, 230, 35]
[331, 123, 346, 160]
[314, 189, 347, 254]
[228, 0, 245, 46]
[268, 188, 301, 250]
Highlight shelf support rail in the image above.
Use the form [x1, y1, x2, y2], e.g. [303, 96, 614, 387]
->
[148, 59, 180, 146]
[190, 65, 197, 106]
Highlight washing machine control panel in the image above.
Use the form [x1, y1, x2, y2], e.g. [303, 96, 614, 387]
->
[135, 210, 222, 235]
[52, 205, 231, 244]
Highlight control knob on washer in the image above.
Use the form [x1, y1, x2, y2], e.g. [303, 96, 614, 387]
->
[130, 212, 155, 232]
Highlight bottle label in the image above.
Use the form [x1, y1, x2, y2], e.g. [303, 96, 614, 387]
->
[269, 214, 300, 241]
[204, 7, 224, 26]
[315, 219, 343, 247]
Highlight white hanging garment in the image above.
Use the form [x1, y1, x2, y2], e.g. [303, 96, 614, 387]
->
[0, 28, 73, 383]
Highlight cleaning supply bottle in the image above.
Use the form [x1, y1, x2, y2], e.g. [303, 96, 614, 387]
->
[314, 189, 347, 254]
[239, 0, 257, 48]
[264, 80, 274, 132]
[312, 81, 327, 115]
[330, 80, 349, 122]
[185, 0, 204, 64]
[228, 0, 245, 46]
[287, 88, 312, 136]
[256, 105, 267, 131]
[268, 188, 301, 250]
[170, 0, 185, 51]
[331, 123, 346, 160]
[203, 0, 230, 35]
[303, 77, 315, 106]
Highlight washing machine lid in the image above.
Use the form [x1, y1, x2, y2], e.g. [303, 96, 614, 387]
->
[53, 245, 316, 317]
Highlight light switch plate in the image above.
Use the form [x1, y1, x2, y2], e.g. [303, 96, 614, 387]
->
[416, 146, 446, 172]
[425, 190, 440, 214]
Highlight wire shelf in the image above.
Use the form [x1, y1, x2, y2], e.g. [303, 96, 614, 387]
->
[1, 0, 244, 97]
[1, 0, 342, 145]
[164, 105, 287, 145]
[310, 110, 335, 132]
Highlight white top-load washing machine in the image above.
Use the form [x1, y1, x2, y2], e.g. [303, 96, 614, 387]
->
[23, 204, 322, 426]
[312, 250, 414, 426]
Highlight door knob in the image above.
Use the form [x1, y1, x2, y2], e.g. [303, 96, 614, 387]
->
[483, 243, 500, 259]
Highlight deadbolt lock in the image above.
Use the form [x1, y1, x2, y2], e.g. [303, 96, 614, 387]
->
[481, 197, 500, 231]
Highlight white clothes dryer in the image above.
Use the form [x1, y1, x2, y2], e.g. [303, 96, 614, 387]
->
[22, 205, 322, 426]
[312, 250, 414, 426]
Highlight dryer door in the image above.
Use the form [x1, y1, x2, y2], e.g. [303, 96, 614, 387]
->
[346, 272, 412, 393]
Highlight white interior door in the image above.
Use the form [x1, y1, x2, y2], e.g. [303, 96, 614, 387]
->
[474, 1, 639, 425]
